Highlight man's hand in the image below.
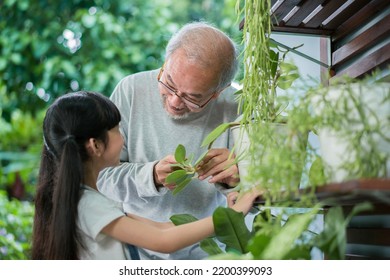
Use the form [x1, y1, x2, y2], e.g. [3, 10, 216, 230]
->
[153, 155, 177, 190]
[196, 148, 240, 187]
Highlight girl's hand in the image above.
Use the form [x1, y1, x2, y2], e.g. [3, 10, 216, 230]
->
[227, 188, 263, 215]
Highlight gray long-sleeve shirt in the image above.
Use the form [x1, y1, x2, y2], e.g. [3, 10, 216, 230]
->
[98, 69, 239, 259]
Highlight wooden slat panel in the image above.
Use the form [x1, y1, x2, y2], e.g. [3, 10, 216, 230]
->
[345, 252, 389, 260]
[284, 0, 327, 26]
[332, 42, 390, 78]
[271, 0, 302, 26]
[304, 0, 347, 28]
[254, 179, 390, 207]
[272, 25, 333, 35]
[270, 0, 390, 38]
[345, 253, 382, 260]
[323, 0, 372, 30]
[341, 204, 390, 216]
[347, 228, 390, 246]
[332, 14, 390, 67]
[332, 0, 390, 42]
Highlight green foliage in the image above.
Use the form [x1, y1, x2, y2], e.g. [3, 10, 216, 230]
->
[0, 190, 34, 260]
[235, 0, 272, 123]
[208, 203, 372, 260]
[235, 0, 300, 124]
[0, 103, 42, 260]
[204, 77, 388, 260]
[233, 0, 303, 196]
[1, 0, 242, 259]
[244, 123, 309, 199]
[0, 106, 44, 198]
[0, 100, 39, 260]
[253, 209, 317, 260]
[308, 156, 327, 187]
[1, 0, 170, 116]
[314, 203, 372, 260]
[0, 108, 44, 151]
[208, 206, 317, 260]
[0, 0, 241, 118]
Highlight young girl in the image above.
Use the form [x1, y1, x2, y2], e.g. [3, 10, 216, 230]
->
[31, 91, 260, 260]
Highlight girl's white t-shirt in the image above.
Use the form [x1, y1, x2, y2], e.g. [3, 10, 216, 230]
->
[77, 185, 131, 260]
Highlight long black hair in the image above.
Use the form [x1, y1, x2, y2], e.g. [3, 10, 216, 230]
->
[32, 91, 121, 259]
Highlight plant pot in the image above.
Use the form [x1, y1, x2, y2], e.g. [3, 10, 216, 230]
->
[231, 124, 251, 188]
[314, 82, 390, 183]
[231, 121, 308, 196]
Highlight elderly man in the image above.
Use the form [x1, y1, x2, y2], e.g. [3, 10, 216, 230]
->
[98, 22, 241, 260]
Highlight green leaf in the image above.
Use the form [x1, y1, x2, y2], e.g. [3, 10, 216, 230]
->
[278, 61, 299, 89]
[233, 89, 243, 96]
[207, 252, 253, 260]
[174, 144, 186, 163]
[269, 40, 278, 49]
[283, 244, 312, 260]
[346, 202, 373, 223]
[170, 213, 198, 225]
[278, 73, 300, 89]
[314, 207, 346, 259]
[165, 169, 187, 184]
[260, 210, 317, 259]
[169, 213, 222, 256]
[269, 49, 279, 77]
[309, 156, 326, 186]
[201, 122, 234, 148]
[280, 61, 299, 72]
[200, 238, 224, 256]
[247, 233, 272, 258]
[212, 207, 251, 254]
[314, 203, 373, 260]
[172, 176, 192, 195]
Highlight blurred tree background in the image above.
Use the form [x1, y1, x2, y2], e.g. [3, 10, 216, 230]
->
[0, 0, 242, 259]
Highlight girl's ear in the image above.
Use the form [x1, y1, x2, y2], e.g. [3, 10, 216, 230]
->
[85, 138, 104, 157]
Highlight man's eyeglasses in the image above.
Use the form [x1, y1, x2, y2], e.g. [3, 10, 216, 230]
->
[157, 65, 216, 109]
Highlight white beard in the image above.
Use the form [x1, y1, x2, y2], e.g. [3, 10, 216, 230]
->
[161, 94, 192, 120]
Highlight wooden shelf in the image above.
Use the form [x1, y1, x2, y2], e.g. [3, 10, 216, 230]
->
[313, 178, 390, 209]
[254, 178, 390, 259]
[254, 178, 390, 210]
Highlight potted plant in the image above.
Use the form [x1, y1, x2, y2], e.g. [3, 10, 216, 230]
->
[194, 78, 389, 260]
[212, 0, 304, 198]
[200, 73, 389, 260]
[295, 75, 390, 184]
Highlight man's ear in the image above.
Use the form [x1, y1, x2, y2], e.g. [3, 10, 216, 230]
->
[85, 138, 103, 157]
